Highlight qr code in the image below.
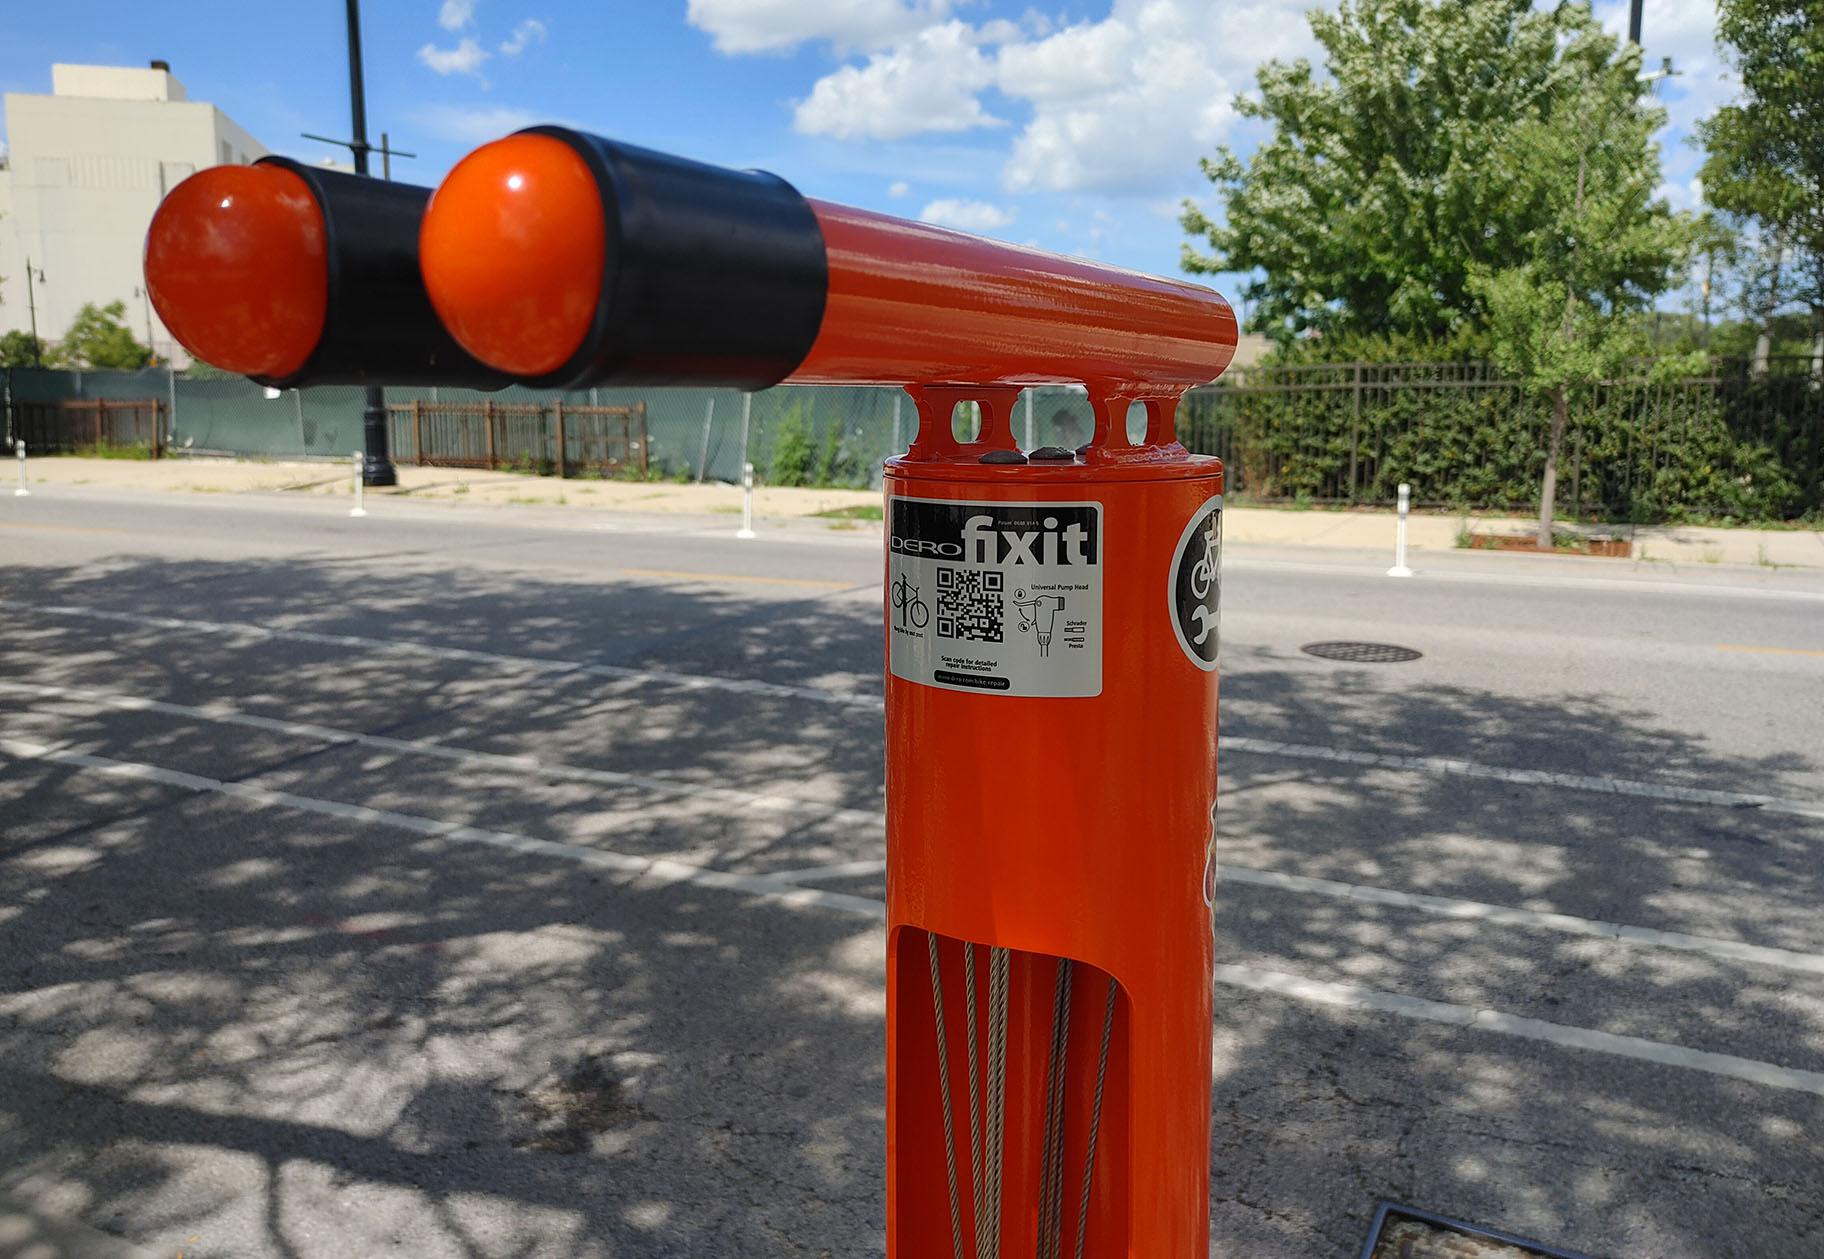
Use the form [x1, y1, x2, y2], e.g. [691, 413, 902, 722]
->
[935, 566, 1003, 642]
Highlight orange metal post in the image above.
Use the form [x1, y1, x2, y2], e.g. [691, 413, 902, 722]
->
[884, 390, 1222, 1255]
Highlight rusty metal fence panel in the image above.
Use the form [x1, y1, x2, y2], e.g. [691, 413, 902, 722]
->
[11, 398, 167, 457]
[389, 399, 648, 476]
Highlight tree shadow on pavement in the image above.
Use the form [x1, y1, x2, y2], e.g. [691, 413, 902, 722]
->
[0, 556, 1819, 1257]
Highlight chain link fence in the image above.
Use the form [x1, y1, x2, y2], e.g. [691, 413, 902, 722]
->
[0, 367, 1102, 490]
[4, 360, 1818, 520]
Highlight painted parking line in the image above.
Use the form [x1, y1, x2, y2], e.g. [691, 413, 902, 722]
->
[0, 736, 885, 920]
[8, 684, 1824, 973]
[767, 859, 892, 883]
[678, 853, 1824, 978]
[1230, 557, 1824, 604]
[1217, 865, 1824, 976]
[18, 602, 1824, 819]
[619, 566, 856, 590]
[4, 734, 1824, 1100]
[1211, 964, 1824, 1097]
[1716, 643, 1824, 659]
[29, 602, 883, 709]
[1221, 735, 1824, 821]
[0, 680, 884, 832]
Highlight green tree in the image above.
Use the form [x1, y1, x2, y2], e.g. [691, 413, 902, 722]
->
[1182, 0, 1680, 344]
[0, 329, 59, 368]
[59, 300, 152, 370]
[1469, 77, 1693, 545]
[1698, 0, 1824, 364]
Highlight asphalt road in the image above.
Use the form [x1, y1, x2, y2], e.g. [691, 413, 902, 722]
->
[3, 486, 1823, 1259]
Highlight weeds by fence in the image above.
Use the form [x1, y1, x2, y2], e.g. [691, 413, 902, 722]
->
[4, 357, 1819, 522]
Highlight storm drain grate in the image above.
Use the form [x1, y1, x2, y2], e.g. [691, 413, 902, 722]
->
[1359, 1201, 1594, 1259]
[1301, 641, 1423, 664]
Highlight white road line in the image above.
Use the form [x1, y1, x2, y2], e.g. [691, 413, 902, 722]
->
[19, 602, 1824, 819]
[1218, 866, 1824, 976]
[679, 853, 1824, 978]
[0, 736, 886, 921]
[1222, 735, 1824, 821]
[1228, 557, 1824, 604]
[0, 681, 885, 833]
[5, 735, 1822, 1099]
[1213, 964, 1824, 1097]
[767, 859, 891, 883]
[29, 603, 883, 710]
[10, 681, 1824, 976]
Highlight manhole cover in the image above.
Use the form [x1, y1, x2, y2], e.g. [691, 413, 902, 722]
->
[1302, 641, 1423, 664]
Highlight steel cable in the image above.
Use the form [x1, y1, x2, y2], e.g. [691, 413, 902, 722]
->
[984, 945, 1011, 1259]
[1036, 958, 1074, 1258]
[926, 931, 967, 1259]
[1071, 977, 1120, 1259]
[964, 943, 986, 1253]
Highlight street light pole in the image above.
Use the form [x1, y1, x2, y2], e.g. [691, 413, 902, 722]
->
[344, 0, 398, 486]
[133, 285, 157, 360]
[25, 257, 43, 367]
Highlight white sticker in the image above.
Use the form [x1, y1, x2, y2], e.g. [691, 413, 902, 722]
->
[888, 497, 1103, 697]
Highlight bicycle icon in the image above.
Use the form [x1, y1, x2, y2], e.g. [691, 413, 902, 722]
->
[1188, 514, 1220, 646]
[891, 573, 929, 630]
[1190, 515, 1218, 601]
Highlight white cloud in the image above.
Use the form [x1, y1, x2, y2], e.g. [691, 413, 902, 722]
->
[920, 198, 1015, 232]
[500, 18, 547, 55]
[438, 0, 477, 31]
[736, 0, 1726, 213]
[779, 0, 1313, 192]
[687, 0, 954, 55]
[888, 180, 910, 198]
[996, 0, 1316, 194]
[794, 21, 1001, 140]
[418, 37, 489, 77]
[410, 104, 540, 144]
[1592, 0, 1732, 206]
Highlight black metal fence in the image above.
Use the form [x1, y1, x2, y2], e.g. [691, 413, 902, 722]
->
[1178, 357, 1822, 521]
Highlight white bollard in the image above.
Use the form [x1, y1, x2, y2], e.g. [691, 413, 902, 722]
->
[736, 462, 756, 539]
[1387, 481, 1413, 577]
[13, 439, 28, 497]
[348, 450, 367, 517]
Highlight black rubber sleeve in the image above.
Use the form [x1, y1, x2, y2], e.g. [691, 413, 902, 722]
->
[253, 157, 512, 391]
[518, 127, 829, 391]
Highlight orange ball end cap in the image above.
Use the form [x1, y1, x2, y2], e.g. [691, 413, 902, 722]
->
[143, 164, 328, 379]
[419, 133, 607, 377]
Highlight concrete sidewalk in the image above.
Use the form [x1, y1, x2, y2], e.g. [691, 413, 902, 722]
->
[16, 455, 1823, 568]
[13, 455, 873, 520]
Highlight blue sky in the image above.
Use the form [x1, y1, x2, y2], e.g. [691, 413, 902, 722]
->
[1, 0, 1730, 313]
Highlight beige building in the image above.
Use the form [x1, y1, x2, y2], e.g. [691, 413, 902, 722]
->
[0, 62, 267, 364]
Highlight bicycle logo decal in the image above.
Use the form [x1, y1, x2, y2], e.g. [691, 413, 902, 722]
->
[1168, 495, 1223, 670]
